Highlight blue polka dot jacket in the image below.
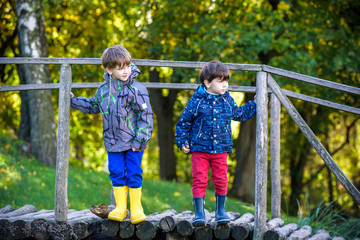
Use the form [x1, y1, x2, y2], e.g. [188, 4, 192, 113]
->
[175, 84, 256, 154]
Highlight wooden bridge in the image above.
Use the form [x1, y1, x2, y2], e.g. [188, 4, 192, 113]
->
[0, 204, 346, 240]
[0, 57, 359, 240]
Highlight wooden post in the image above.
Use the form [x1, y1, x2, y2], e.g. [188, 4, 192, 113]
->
[270, 91, 281, 219]
[55, 64, 72, 222]
[254, 71, 268, 240]
[267, 74, 360, 205]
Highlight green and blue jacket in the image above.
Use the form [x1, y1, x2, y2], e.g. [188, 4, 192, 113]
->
[71, 63, 153, 152]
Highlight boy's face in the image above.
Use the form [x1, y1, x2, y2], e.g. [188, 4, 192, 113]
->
[204, 78, 228, 95]
[106, 64, 131, 81]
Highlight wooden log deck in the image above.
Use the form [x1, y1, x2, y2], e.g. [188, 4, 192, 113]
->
[0, 205, 346, 240]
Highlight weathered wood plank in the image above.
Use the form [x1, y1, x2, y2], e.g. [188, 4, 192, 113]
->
[288, 225, 312, 240]
[67, 212, 102, 224]
[165, 230, 188, 240]
[0, 219, 14, 240]
[101, 219, 120, 237]
[282, 89, 360, 115]
[0, 205, 37, 218]
[13, 219, 31, 239]
[173, 211, 194, 237]
[263, 65, 360, 95]
[2, 82, 358, 115]
[231, 213, 254, 227]
[270, 92, 282, 219]
[3, 209, 54, 221]
[213, 223, 230, 240]
[55, 64, 72, 222]
[266, 218, 284, 230]
[308, 229, 331, 240]
[33, 209, 76, 222]
[254, 71, 269, 239]
[331, 237, 345, 240]
[136, 220, 159, 240]
[0, 82, 256, 92]
[194, 225, 213, 240]
[48, 221, 75, 240]
[206, 211, 239, 240]
[71, 219, 101, 239]
[136, 210, 177, 240]
[0, 205, 15, 214]
[229, 213, 254, 240]
[263, 223, 298, 240]
[31, 219, 50, 240]
[157, 209, 178, 233]
[0, 57, 262, 71]
[119, 219, 135, 239]
[159, 215, 176, 232]
[268, 74, 360, 205]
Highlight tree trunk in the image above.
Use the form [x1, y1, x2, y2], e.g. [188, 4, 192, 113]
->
[16, 0, 57, 167]
[149, 69, 177, 180]
[229, 93, 256, 203]
[288, 122, 312, 216]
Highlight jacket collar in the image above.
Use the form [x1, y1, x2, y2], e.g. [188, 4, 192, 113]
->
[194, 84, 229, 99]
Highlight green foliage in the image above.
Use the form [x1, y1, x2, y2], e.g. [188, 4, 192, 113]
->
[296, 199, 360, 239]
[297, 199, 341, 232]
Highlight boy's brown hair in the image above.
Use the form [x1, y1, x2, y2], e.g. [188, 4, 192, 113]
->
[199, 60, 230, 84]
[101, 45, 131, 69]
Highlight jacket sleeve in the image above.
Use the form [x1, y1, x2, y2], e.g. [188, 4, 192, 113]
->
[70, 90, 100, 114]
[175, 97, 197, 150]
[130, 87, 153, 151]
[230, 96, 256, 121]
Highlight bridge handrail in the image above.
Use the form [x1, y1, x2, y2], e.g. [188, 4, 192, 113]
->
[1, 83, 359, 115]
[1, 57, 359, 239]
[0, 57, 359, 96]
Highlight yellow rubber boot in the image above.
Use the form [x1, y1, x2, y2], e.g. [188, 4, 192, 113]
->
[108, 186, 128, 221]
[129, 187, 146, 224]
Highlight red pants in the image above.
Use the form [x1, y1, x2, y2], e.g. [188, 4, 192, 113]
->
[191, 152, 228, 198]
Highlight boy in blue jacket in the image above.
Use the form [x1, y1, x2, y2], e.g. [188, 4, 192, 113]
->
[70, 45, 153, 224]
[175, 60, 256, 226]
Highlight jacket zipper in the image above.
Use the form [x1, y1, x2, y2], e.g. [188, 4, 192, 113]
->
[196, 119, 203, 139]
[195, 99, 204, 115]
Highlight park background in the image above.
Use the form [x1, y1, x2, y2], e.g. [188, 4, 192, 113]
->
[0, 0, 359, 236]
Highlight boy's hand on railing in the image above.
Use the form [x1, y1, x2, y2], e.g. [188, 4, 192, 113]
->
[70, 92, 74, 98]
[253, 95, 269, 103]
[132, 147, 141, 152]
[181, 145, 190, 154]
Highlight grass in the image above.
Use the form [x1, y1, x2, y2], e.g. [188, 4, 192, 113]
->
[296, 199, 360, 239]
[0, 134, 254, 215]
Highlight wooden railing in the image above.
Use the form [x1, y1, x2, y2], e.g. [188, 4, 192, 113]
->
[1, 57, 359, 239]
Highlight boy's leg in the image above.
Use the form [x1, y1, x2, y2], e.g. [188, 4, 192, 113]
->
[191, 152, 209, 227]
[125, 150, 146, 224]
[107, 152, 128, 221]
[191, 152, 210, 198]
[125, 150, 144, 188]
[210, 153, 230, 223]
[210, 153, 228, 195]
[108, 152, 126, 187]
